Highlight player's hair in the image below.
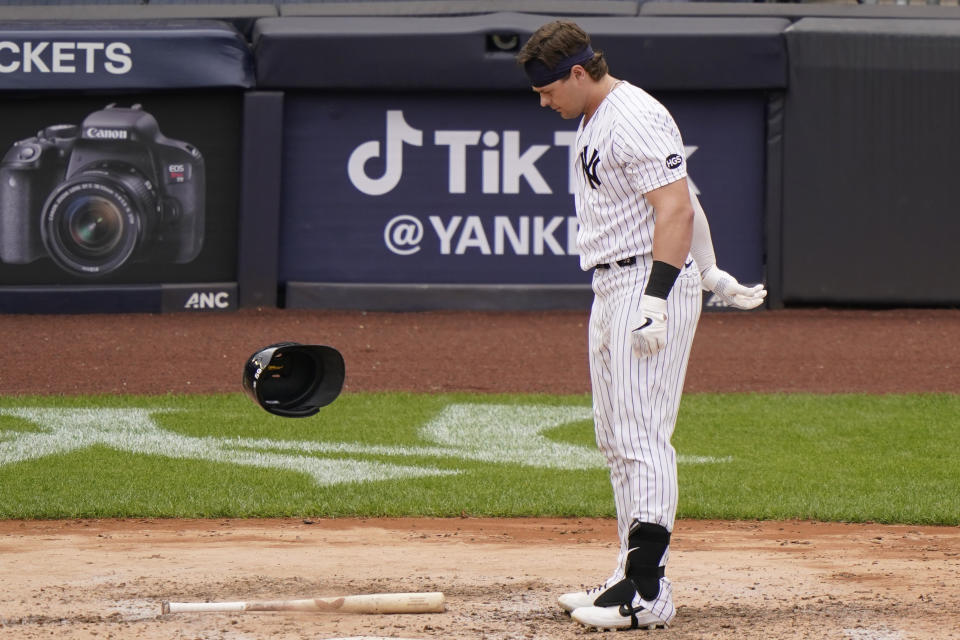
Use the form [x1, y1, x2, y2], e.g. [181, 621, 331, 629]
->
[516, 20, 608, 81]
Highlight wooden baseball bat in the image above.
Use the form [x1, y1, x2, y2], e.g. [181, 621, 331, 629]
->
[161, 591, 445, 615]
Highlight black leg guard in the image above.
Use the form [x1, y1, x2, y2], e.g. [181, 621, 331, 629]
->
[625, 521, 670, 601]
[592, 577, 636, 607]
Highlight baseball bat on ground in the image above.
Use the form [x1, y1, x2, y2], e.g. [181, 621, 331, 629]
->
[161, 591, 445, 615]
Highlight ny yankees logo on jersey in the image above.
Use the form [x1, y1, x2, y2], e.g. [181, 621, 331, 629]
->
[580, 146, 602, 189]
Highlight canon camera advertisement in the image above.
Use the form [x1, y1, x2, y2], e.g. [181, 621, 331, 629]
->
[0, 94, 239, 288]
[279, 91, 766, 293]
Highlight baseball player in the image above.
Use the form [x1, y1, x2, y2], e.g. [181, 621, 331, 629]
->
[516, 21, 765, 631]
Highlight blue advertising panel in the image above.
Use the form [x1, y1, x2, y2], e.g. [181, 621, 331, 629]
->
[280, 91, 765, 288]
[0, 21, 253, 91]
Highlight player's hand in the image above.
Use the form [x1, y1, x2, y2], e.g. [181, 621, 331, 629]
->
[700, 266, 767, 310]
[631, 295, 668, 358]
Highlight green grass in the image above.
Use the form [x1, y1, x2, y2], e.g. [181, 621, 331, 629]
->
[674, 394, 960, 524]
[0, 392, 957, 524]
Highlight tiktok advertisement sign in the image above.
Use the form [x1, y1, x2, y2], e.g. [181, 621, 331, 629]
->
[280, 92, 765, 288]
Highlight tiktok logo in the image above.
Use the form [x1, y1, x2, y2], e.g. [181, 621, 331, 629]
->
[347, 110, 424, 196]
[345, 109, 700, 197]
[346, 109, 563, 196]
[579, 146, 601, 190]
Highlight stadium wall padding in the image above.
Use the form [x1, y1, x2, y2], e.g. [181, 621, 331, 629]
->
[779, 18, 960, 306]
[252, 14, 788, 90]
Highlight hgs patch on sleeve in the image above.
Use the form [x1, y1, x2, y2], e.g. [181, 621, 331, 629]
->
[665, 153, 684, 170]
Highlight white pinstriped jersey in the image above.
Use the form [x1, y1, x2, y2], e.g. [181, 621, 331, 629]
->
[576, 79, 703, 593]
[574, 81, 688, 270]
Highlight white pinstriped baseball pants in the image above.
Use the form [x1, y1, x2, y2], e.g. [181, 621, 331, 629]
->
[588, 258, 702, 580]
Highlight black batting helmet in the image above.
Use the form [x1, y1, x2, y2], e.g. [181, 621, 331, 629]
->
[242, 342, 345, 418]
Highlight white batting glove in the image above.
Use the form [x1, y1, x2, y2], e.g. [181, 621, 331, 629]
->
[631, 295, 668, 358]
[700, 266, 767, 310]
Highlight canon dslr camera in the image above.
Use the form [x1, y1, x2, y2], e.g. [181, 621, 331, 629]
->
[0, 104, 204, 277]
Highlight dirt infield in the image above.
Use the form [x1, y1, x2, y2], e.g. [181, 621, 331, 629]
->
[1, 308, 959, 639]
[3, 307, 959, 395]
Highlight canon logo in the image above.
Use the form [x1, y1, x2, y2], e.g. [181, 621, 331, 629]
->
[85, 127, 128, 140]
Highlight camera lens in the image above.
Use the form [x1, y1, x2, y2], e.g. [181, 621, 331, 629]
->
[65, 196, 124, 257]
[42, 182, 139, 277]
[42, 162, 164, 277]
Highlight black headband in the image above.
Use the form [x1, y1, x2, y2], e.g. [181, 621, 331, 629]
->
[524, 45, 595, 88]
